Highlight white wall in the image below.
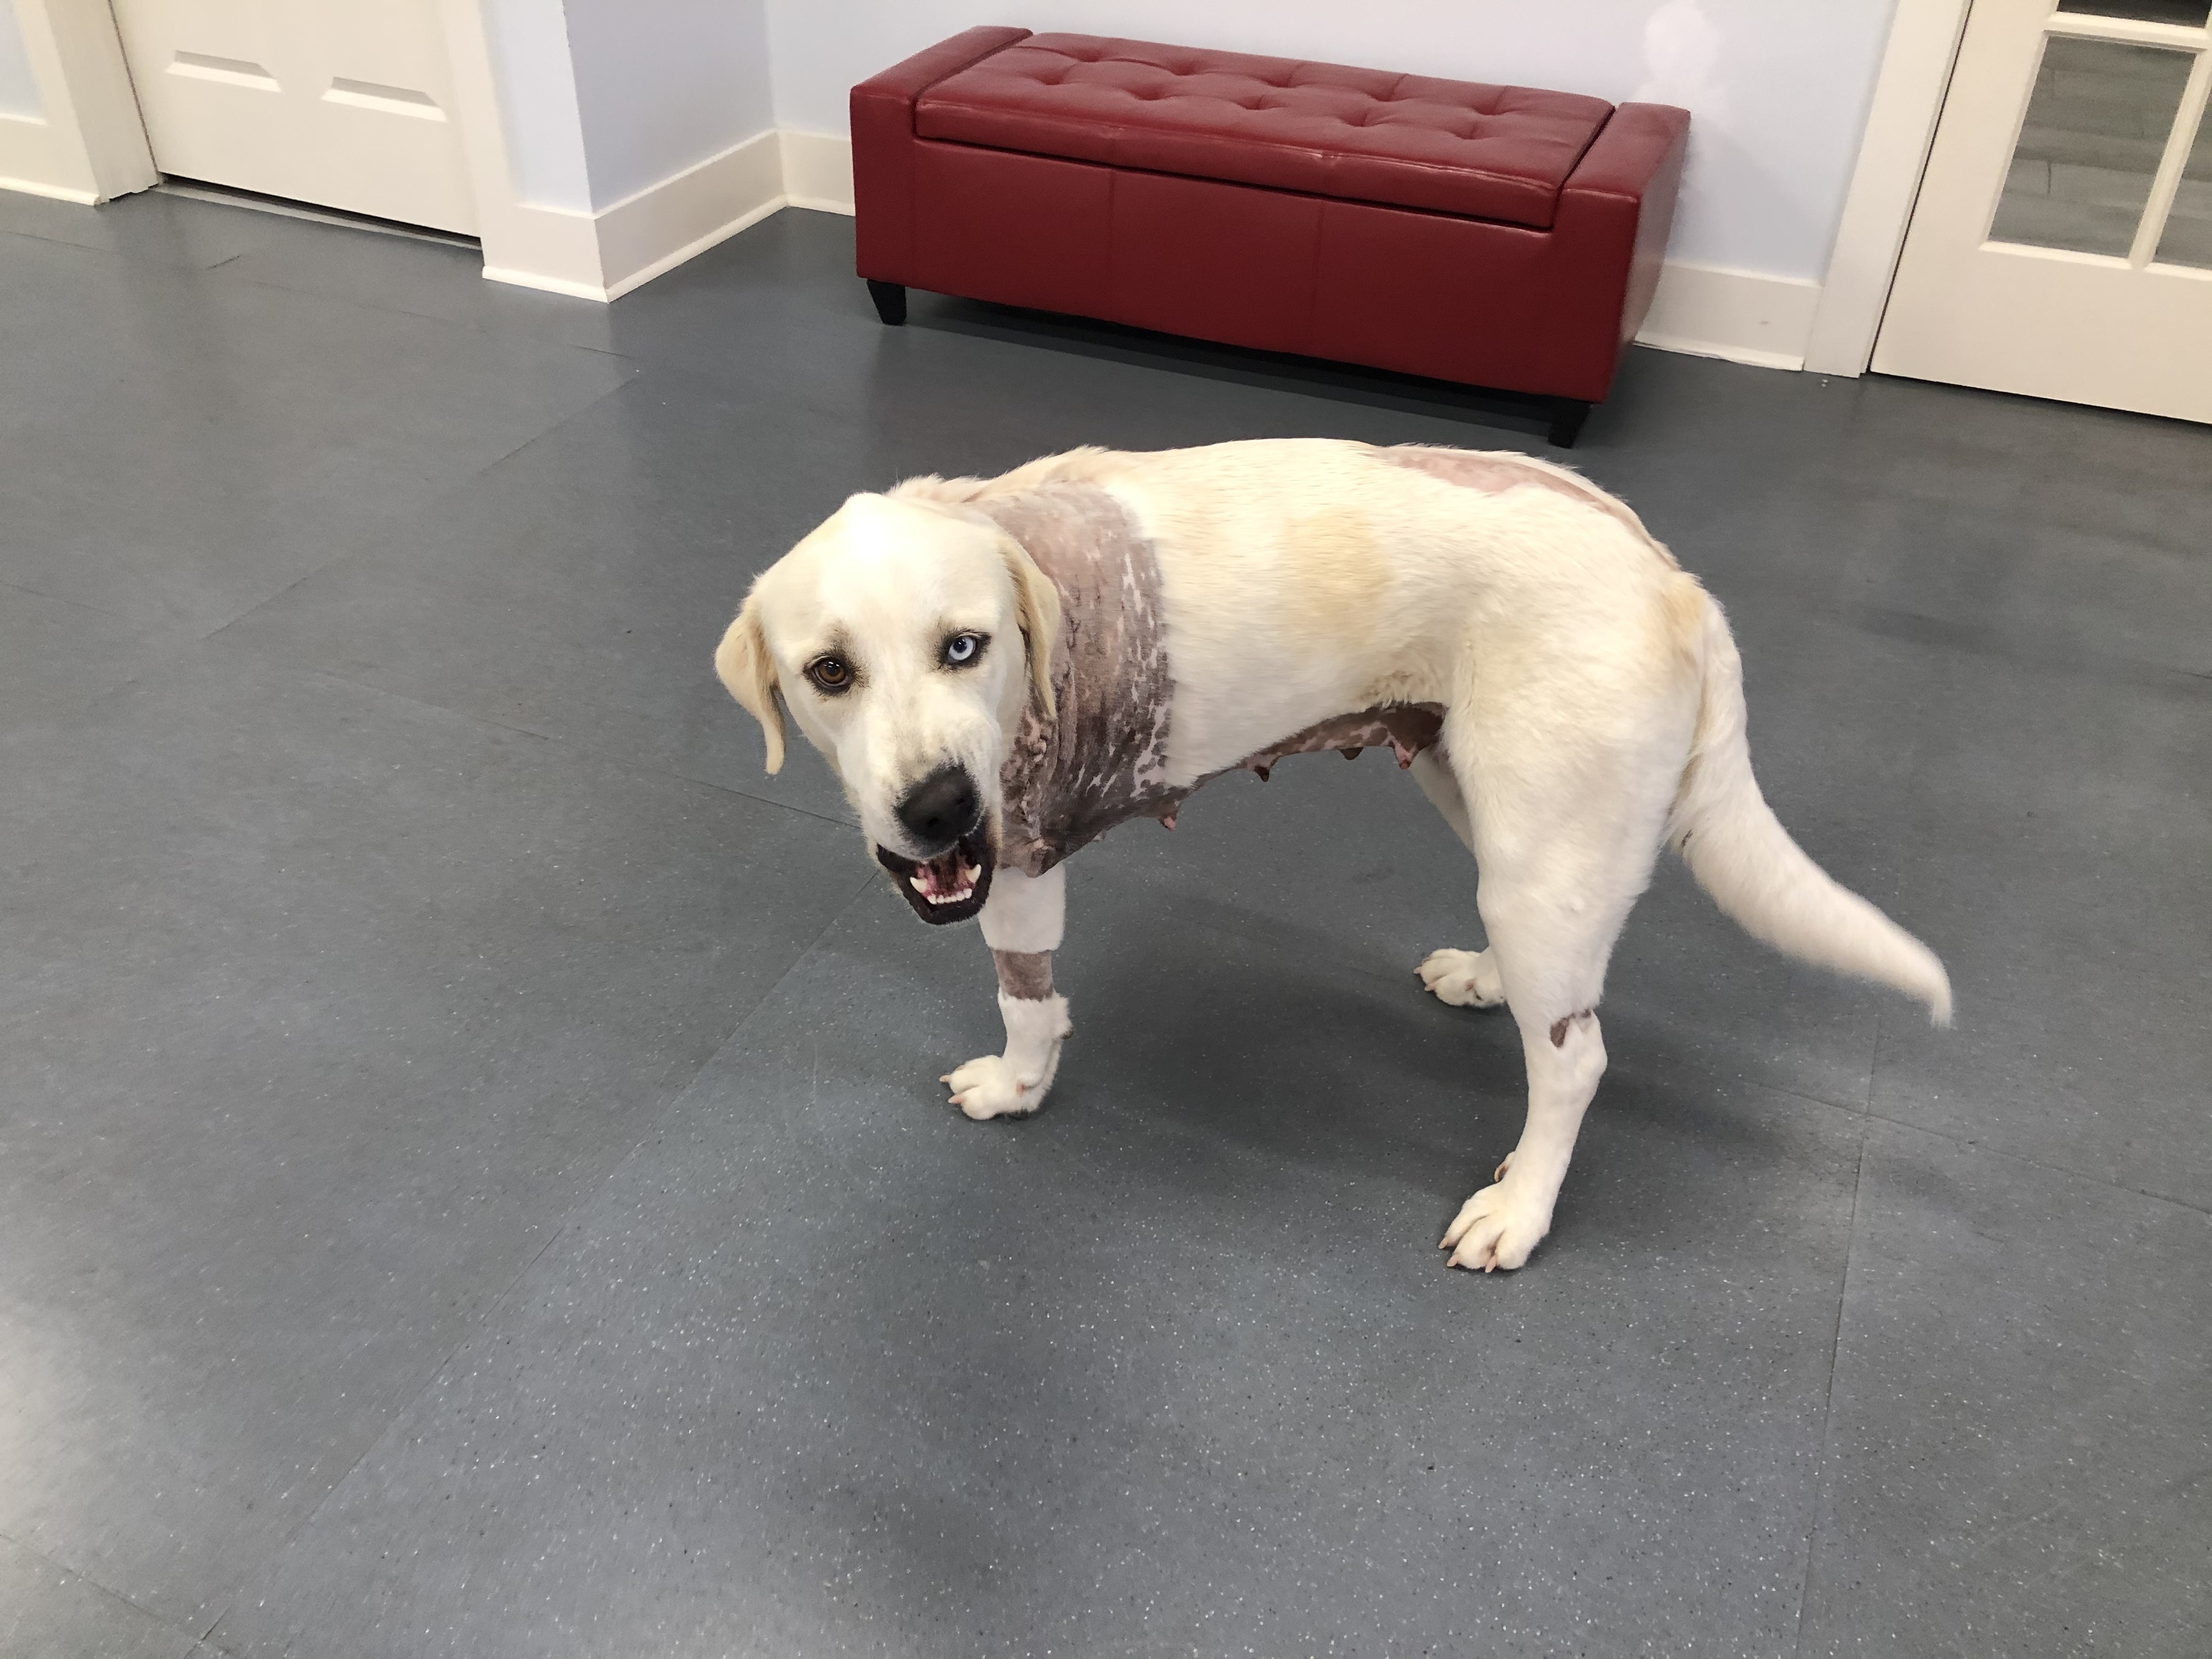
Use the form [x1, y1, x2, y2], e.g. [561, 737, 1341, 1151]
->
[764, 0, 1898, 284]
[467, 0, 786, 301]
[0, 0, 43, 122]
[479, 0, 776, 215]
[479, 0, 593, 212]
[565, 0, 775, 209]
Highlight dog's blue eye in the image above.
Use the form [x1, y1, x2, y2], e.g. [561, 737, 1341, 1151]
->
[943, 633, 984, 667]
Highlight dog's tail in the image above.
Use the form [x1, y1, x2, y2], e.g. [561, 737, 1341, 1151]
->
[1667, 584, 1951, 1025]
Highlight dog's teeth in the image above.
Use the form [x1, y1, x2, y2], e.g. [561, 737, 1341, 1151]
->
[962, 864, 980, 882]
[910, 875, 928, 893]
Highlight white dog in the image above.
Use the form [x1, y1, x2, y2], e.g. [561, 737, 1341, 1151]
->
[716, 439, 1949, 1271]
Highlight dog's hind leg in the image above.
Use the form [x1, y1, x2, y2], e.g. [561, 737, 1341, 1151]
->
[944, 864, 1071, 1120]
[1434, 695, 1684, 1271]
[1408, 749, 1508, 1009]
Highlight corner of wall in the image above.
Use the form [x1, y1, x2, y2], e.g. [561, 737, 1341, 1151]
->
[778, 129, 853, 213]
[594, 126, 783, 297]
[479, 126, 787, 303]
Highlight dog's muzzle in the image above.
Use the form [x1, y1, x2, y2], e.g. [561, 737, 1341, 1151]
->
[878, 763, 995, 924]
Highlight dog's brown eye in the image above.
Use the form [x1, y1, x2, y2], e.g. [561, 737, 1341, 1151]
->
[806, 656, 853, 694]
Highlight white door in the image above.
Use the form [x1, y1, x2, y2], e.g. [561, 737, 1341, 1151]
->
[111, 1, 477, 235]
[1875, 0, 2212, 422]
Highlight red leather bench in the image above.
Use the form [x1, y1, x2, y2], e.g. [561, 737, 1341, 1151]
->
[852, 29, 1689, 445]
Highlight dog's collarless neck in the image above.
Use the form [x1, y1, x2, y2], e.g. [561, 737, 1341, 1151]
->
[977, 484, 1178, 876]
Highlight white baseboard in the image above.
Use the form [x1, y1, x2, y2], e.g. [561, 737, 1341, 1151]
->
[1635, 261, 1822, 371]
[483, 127, 786, 303]
[780, 129, 855, 215]
[597, 127, 785, 297]
[479, 258, 611, 303]
[0, 172, 97, 205]
[0, 112, 99, 204]
[21, 103, 1817, 360]
[751, 132, 1821, 373]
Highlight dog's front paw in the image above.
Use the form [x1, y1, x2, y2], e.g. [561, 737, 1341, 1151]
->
[941, 1054, 1044, 1121]
[1419, 947, 1505, 1008]
[1440, 1178, 1552, 1272]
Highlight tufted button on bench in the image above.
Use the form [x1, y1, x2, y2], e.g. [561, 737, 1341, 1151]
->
[852, 29, 1689, 445]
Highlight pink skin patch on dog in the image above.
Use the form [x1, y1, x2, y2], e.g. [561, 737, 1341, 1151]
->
[1235, 704, 1445, 778]
[992, 949, 1054, 1000]
[1379, 445, 1673, 562]
[977, 483, 1179, 877]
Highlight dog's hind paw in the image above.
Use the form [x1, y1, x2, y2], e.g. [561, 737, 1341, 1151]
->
[1419, 947, 1505, 1009]
[941, 1054, 1045, 1121]
[1440, 1178, 1552, 1272]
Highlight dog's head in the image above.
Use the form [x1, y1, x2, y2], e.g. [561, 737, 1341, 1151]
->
[715, 493, 1059, 924]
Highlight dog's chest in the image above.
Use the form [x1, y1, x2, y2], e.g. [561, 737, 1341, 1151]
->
[980, 486, 1446, 877]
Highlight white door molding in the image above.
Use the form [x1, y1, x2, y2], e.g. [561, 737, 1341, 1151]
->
[1, 0, 156, 201]
[4, 0, 785, 303]
[1804, 0, 1975, 376]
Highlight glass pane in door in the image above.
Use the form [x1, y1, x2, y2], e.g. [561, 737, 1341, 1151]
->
[1989, 36, 2196, 255]
[2057, 0, 2211, 24]
[2153, 110, 2212, 264]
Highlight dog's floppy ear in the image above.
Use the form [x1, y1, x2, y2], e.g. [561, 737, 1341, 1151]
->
[1000, 539, 1061, 721]
[714, 590, 786, 774]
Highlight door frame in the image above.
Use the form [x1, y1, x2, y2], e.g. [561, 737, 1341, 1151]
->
[3, 0, 603, 290]
[0, 0, 155, 201]
[1805, 0, 1978, 375]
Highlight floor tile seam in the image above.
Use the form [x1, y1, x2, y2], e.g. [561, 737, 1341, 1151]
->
[1729, 1074, 1877, 1124]
[0, 1523, 202, 1647]
[1837, 599, 2212, 693]
[0, 222, 182, 270]
[0, 572, 147, 627]
[1152, 906, 1883, 1111]
[189, 866, 878, 1645]
[1788, 1110, 1871, 1659]
[171, 222, 556, 343]
[206, 645, 861, 833]
[207, 256, 643, 365]
[1859, 1104, 2212, 1219]
[190, 1183, 605, 1645]
[298, 672, 861, 830]
[187, 371, 641, 652]
[0, 632, 213, 738]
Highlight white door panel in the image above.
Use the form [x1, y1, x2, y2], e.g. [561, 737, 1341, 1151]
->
[113, 0, 476, 235]
[1875, 0, 2212, 423]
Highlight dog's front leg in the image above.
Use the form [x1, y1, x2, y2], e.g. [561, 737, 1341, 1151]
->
[943, 863, 1070, 1120]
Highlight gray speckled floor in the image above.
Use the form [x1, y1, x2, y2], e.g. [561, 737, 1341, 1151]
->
[1, 191, 2206, 1659]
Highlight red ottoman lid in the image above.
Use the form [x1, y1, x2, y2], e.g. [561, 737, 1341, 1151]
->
[914, 33, 1613, 229]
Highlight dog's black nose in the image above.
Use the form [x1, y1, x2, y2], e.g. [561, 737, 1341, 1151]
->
[895, 764, 979, 850]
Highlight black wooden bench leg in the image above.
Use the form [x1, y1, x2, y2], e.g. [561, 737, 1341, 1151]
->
[866, 279, 907, 326]
[1547, 397, 1592, 448]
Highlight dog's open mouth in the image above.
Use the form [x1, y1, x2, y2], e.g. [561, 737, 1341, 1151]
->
[875, 831, 995, 925]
